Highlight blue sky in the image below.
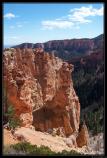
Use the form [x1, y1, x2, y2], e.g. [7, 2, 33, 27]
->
[3, 3, 104, 45]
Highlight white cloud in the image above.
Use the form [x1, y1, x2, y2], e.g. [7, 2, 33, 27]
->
[75, 26, 80, 29]
[4, 13, 16, 19]
[5, 36, 19, 39]
[11, 36, 19, 39]
[42, 20, 74, 29]
[9, 24, 23, 29]
[4, 36, 22, 45]
[23, 21, 29, 24]
[41, 5, 103, 29]
[10, 26, 15, 29]
[16, 21, 29, 25]
[17, 24, 23, 28]
[96, 6, 104, 16]
[69, 5, 104, 23]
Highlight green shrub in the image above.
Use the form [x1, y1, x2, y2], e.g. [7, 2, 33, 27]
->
[8, 117, 21, 130]
[3, 142, 83, 156]
[3, 84, 21, 130]
[5, 105, 21, 130]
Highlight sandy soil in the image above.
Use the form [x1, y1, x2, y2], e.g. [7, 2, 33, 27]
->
[3, 127, 104, 155]
[13, 127, 72, 153]
[3, 129, 20, 146]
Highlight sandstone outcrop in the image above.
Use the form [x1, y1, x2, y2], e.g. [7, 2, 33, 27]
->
[76, 122, 89, 147]
[3, 48, 80, 137]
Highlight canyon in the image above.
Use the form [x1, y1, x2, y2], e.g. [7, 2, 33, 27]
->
[3, 34, 104, 153]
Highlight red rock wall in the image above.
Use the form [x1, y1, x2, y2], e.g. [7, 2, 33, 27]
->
[3, 48, 80, 136]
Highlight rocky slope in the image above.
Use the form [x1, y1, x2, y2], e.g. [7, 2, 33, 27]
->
[3, 48, 82, 139]
[3, 128, 104, 155]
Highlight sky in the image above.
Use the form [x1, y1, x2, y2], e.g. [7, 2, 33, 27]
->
[3, 3, 104, 46]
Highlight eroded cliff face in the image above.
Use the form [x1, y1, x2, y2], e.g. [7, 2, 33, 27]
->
[3, 48, 80, 136]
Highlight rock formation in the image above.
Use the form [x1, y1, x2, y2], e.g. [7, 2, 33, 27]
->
[3, 48, 80, 137]
[76, 122, 89, 147]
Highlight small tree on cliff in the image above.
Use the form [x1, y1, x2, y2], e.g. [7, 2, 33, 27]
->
[3, 84, 21, 131]
[5, 105, 21, 131]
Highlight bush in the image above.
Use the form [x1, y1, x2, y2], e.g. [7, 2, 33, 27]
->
[3, 142, 82, 156]
[4, 105, 21, 130]
[3, 84, 21, 130]
[8, 117, 21, 130]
